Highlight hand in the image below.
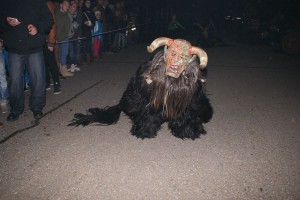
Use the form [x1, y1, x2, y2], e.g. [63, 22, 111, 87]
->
[7, 17, 21, 26]
[84, 21, 92, 27]
[28, 24, 37, 35]
[47, 46, 54, 52]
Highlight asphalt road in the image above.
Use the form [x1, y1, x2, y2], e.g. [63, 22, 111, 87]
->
[0, 42, 299, 200]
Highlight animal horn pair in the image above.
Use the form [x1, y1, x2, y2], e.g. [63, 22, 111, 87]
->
[147, 37, 208, 70]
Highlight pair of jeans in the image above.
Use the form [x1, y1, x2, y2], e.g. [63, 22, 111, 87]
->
[0, 49, 8, 100]
[58, 39, 69, 65]
[8, 51, 46, 115]
[69, 40, 80, 65]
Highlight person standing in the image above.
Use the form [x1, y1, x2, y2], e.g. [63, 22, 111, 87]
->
[55, 0, 74, 77]
[94, 0, 113, 54]
[0, 0, 53, 121]
[44, 0, 62, 95]
[92, 10, 103, 59]
[167, 14, 185, 39]
[68, 1, 82, 72]
[81, 0, 94, 65]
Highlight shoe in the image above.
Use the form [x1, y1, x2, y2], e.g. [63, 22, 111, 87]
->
[53, 84, 61, 95]
[33, 112, 43, 120]
[60, 64, 74, 77]
[59, 75, 66, 80]
[74, 65, 80, 71]
[46, 85, 51, 91]
[7, 113, 19, 122]
[24, 83, 30, 92]
[0, 100, 9, 114]
[68, 64, 76, 73]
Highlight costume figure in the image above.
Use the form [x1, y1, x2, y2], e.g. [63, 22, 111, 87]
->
[69, 37, 213, 140]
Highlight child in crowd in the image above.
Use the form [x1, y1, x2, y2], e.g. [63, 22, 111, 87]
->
[92, 10, 103, 59]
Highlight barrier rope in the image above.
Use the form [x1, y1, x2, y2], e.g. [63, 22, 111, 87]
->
[55, 22, 150, 44]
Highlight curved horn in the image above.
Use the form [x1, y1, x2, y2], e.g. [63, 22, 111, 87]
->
[147, 37, 173, 53]
[190, 46, 208, 70]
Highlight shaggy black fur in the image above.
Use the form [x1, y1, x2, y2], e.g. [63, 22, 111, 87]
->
[69, 50, 213, 139]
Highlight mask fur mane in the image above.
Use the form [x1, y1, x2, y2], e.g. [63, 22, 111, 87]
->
[141, 50, 202, 120]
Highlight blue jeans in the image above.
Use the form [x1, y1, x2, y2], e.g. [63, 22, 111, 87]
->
[0, 49, 8, 100]
[69, 40, 80, 64]
[58, 39, 69, 65]
[8, 51, 46, 115]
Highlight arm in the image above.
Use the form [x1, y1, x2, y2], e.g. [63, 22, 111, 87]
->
[46, 1, 57, 48]
[35, 1, 54, 35]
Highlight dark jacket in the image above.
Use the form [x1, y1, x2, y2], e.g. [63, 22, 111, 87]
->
[0, 0, 53, 54]
[81, 5, 94, 37]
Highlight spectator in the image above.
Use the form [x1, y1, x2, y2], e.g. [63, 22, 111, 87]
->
[111, 1, 127, 52]
[55, 0, 74, 77]
[92, 10, 103, 59]
[0, 38, 9, 114]
[68, 1, 82, 72]
[193, 18, 217, 47]
[44, 0, 62, 95]
[0, 0, 53, 121]
[81, 0, 94, 65]
[94, 0, 113, 54]
[168, 14, 185, 39]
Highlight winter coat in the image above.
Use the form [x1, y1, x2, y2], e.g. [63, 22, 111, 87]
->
[0, 0, 53, 54]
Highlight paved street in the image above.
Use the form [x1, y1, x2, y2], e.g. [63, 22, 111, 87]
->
[0, 42, 299, 200]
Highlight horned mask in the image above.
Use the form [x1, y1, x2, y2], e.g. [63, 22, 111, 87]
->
[147, 37, 208, 78]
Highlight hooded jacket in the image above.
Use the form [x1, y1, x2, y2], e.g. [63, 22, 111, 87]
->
[0, 0, 53, 54]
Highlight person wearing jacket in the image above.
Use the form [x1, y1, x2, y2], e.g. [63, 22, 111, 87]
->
[81, 0, 94, 65]
[55, 0, 74, 77]
[0, 0, 53, 121]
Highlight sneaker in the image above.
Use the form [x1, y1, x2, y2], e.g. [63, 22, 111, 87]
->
[60, 75, 66, 80]
[24, 83, 30, 92]
[74, 65, 80, 71]
[53, 84, 61, 95]
[46, 85, 51, 91]
[68, 64, 76, 73]
[0, 100, 9, 114]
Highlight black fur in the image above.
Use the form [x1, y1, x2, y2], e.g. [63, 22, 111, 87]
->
[69, 50, 213, 139]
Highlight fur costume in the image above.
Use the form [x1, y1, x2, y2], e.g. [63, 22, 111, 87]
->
[69, 37, 213, 139]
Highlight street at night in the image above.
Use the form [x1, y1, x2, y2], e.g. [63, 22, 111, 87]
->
[0, 41, 299, 199]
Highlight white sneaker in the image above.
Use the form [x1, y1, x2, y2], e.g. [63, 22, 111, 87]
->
[74, 65, 80, 71]
[68, 64, 76, 73]
[0, 100, 9, 114]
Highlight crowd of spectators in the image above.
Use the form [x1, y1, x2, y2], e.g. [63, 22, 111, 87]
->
[0, 0, 139, 126]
